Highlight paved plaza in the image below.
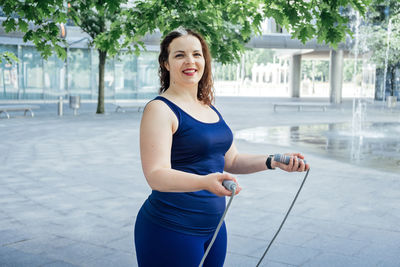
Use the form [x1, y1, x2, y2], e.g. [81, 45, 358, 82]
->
[0, 97, 399, 266]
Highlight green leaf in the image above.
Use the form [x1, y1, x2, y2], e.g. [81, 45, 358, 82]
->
[0, 52, 19, 64]
[3, 18, 17, 32]
[18, 20, 29, 32]
[54, 45, 67, 60]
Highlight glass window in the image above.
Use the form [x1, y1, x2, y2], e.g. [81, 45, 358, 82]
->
[22, 46, 44, 99]
[137, 52, 159, 98]
[43, 52, 66, 100]
[68, 48, 91, 99]
[114, 53, 138, 99]
[0, 44, 18, 99]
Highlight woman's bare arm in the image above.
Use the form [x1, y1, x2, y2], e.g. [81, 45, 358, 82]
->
[224, 142, 309, 174]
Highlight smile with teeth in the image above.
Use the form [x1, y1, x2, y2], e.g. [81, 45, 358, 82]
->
[183, 69, 196, 73]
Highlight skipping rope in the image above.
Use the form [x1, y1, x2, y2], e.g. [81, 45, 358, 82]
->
[199, 158, 310, 267]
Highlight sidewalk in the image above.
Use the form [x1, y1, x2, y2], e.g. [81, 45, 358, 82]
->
[0, 97, 399, 266]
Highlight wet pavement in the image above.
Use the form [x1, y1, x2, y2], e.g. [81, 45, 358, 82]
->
[235, 121, 400, 173]
[0, 97, 399, 266]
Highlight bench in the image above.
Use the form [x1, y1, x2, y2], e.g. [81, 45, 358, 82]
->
[114, 100, 149, 113]
[273, 102, 330, 112]
[0, 105, 40, 119]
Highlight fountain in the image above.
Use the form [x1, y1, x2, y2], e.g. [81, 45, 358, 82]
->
[350, 9, 366, 162]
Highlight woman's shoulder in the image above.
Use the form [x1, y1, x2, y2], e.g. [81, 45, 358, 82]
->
[142, 97, 179, 133]
[143, 96, 179, 122]
[144, 97, 171, 115]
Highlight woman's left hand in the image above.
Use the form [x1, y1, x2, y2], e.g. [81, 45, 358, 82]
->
[272, 153, 309, 172]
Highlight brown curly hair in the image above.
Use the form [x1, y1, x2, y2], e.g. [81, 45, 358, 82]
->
[158, 29, 214, 105]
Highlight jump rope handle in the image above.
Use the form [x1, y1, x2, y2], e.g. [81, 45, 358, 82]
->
[274, 154, 306, 165]
[222, 180, 237, 191]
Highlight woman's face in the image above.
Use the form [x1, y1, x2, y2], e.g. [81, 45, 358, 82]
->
[165, 35, 205, 88]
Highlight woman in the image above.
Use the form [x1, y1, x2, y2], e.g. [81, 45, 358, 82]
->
[134, 28, 309, 267]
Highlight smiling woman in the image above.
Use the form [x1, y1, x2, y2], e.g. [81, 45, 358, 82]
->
[158, 28, 213, 105]
[133, 28, 309, 267]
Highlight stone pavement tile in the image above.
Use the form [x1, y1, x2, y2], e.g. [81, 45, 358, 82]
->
[41, 241, 116, 266]
[83, 251, 137, 267]
[354, 242, 400, 266]
[0, 246, 54, 267]
[103, 235, 135, 254]
[0, 217, 24, 231]
[19, 221, 67, 238]
[351, 227, 400, 266]
[224, 252, 260, 267]
[253, 191, 305, 215]
[0, 229, 33, 246]
[349, 227, 400, 247]
[225, 252, 296, 267]
[41, 260, 80, 267]
[98, 206, 139, 224]
[0, 187, 21, 198]
[24, 192, 73, 208]
[15, 186, 55, 198]
[0, 199, 35, 214]
[6, 235, 76, 255]
[70, 190, 117, 203]
[301, 234, 367, 256]
[58, 184, 103, 196]
[227, 234, 267, 257]
[0, 195, 29, 207]
[225, 210, 278, 238]
[0, 179, 38, 192]
[53, 224, 126, 245]
[337, 209, 397, 230]
[231, 213, 318, 247]
[380, 208, 400, 231]
[253, 243, 321, 266]
[267, 229, 318, 247]
[302, 252, 370, 267]
[290, 217, 360, 239]
[300, 203, 389, 229]
[89, 196, 137, 213]
[42, 200, 96, 217]
[10, 206, 63, 224]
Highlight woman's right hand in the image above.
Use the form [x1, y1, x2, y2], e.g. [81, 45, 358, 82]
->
[203, 172, 241, 197]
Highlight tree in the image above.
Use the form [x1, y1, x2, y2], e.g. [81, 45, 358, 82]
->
[359, 0, 400, 97]
[0, 0, 371, 113]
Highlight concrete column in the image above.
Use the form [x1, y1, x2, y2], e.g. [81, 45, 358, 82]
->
[290, 54, 301, 97]
[17, 45, 24, 99]
[90, 47, 96, 99]
[329, 49, 344, 104]
[65, 47, 69, 95]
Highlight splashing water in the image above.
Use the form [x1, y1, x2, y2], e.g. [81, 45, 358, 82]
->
[350, 10, 365, 161]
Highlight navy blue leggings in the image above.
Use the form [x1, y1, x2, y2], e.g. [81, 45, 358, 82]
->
[134, 208, 227, 267]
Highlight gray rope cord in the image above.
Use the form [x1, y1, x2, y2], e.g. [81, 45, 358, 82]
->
[199, 188, 236, 267]
[256, 169, 310, 267]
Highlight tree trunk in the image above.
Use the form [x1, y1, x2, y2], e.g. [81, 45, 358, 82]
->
[97, 49, 107, 114]
[390, 66, 395, 97]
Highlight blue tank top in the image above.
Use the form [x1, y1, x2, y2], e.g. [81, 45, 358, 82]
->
[141, 96, 233, 236]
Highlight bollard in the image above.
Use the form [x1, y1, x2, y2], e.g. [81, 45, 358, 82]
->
[58, 96, 63, 116]
[387, 96, 397, 109]
[69, 95, 81, 116]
